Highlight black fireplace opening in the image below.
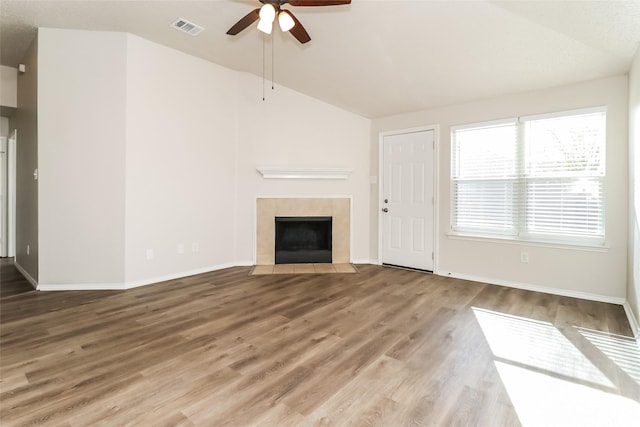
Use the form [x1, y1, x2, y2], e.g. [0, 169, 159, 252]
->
[275, 216, 332, 264]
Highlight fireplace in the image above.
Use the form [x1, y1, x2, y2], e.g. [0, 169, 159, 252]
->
[275, 217, 332, 264]
[256, 198, 350, 265]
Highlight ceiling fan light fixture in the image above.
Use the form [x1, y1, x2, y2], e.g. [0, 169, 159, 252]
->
[257, 18, 273, 34]
[278, 11, 295, 32]
[259, 3, 276, 23]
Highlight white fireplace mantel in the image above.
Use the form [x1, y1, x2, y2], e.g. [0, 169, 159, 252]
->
[256, 167, 353, 180]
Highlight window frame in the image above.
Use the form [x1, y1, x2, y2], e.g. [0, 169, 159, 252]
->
[450, 107, 607, 248]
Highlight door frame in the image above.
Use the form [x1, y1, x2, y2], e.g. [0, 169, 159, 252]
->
[7, 130, 16, 257]
[1, 136, 6, 257]
[378, 125, 440, 273]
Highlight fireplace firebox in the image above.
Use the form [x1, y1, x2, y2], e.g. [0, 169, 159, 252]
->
[275, 216, 332, 264]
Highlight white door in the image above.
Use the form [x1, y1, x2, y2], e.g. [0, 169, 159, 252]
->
[381, 130, 435, 271]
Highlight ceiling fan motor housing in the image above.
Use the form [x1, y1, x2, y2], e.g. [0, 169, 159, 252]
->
[227, 0, 351, 44]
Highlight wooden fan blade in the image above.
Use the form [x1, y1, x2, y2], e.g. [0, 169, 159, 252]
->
[288, 0, 351, 6]
[286, 10, 311, 44]
[226, 8, 260, 35]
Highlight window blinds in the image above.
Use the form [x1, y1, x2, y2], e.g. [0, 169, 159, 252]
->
[451, 120, 518, 236]
[451, 108, 606, 245]
[522, 110, 605, 242]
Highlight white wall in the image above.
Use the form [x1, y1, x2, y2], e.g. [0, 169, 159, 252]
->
[1, 65, 18, 108]
[125, 36, 371, 280]
[0, 117, 8, 137]
[372, 76, 629, 302]
[234, 73, 372, 264]
[38, 28, 127, 285]
[33, 28, 371, 288]
[124, 34, 239, 283]
[14, 36, 38, 283]
[628, 47, 640, 333]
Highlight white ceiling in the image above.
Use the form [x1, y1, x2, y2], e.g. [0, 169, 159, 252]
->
[1, 0, 640, 118]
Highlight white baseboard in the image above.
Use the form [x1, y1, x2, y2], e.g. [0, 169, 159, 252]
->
[38, 282, 127, 291]
[622, 301, 640, 340]
[37, 262, 246, 292]
[124, 262, 241, 289]
[352, 259, 378, 265]
[13, 261, 37, 289]
[442, 271, 626, 305]
[234, 260, 255, 267]
[31, 260, 376, 292]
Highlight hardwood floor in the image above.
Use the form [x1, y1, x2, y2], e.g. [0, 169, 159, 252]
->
[1, 265, 638, 426]
[0, 258, 35, 299]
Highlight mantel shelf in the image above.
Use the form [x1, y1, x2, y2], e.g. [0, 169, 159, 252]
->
[256, 167, 353, 180]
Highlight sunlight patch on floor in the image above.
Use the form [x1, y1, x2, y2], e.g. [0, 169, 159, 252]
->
[577, 327, 640, 385]
[495, 361, 640, 427]
[472, 307, 613, 387]
[472, 307, 640, 427]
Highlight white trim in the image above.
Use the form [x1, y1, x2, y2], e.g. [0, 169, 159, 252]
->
[38, 282, 126, 291]
[352, 258, 377, 265]
[446, 232, 610, 252]
[442, 271, 626, 305]
[378, 125, 439, 271]
[0, 137, 7, 258]
[433, 125, 440, 274]
[13, 260, 37, 289]
[256, 167, 353, 180]
[450, 117, 517, 132]
[623, 301, 640, 340]
[125, 262, 240, 289]
[235, 260, 255, 267]
[37, 262, 243, 292]
[450, 110, 606, 246]
[519, 105, 606, 122]
[349, 200, 354, 263]
[377, 133, 383, 265]
[7, 131, 16, 258]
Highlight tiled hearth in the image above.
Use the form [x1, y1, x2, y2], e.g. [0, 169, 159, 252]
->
[251, 263, 357, 275]
[256, 197, 351, 265]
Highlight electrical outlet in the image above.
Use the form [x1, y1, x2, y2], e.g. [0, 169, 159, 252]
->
[146, 249, 154, 260]
[520, 251, 529, 263]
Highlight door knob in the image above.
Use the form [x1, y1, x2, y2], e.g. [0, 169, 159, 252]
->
[382, 208, 389, 213]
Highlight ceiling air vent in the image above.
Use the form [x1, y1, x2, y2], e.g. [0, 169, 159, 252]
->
[171, 18, 204, 36]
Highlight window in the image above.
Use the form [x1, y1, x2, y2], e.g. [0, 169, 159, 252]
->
[451, 107, 606, 245]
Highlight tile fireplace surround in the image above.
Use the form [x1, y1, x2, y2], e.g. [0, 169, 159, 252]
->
[256, 198, 351, 265]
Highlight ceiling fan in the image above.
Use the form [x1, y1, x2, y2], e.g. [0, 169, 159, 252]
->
[226, 0, 351, 44]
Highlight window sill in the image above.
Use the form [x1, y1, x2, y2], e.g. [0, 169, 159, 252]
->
[446, 233, 609, 252]
[256, 167, 353, 179]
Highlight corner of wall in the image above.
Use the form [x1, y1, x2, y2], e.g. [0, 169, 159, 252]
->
[14, 32, 38, 283]
[628, 44, 640, 337]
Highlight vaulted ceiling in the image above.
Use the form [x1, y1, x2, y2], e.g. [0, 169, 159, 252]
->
[2, 0, 640, 118]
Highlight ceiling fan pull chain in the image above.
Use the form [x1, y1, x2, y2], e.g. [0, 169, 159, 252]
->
[262, 32, 266, 101]
[272, 30, 275, 91]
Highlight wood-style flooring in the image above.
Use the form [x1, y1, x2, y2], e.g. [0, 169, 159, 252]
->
[0, 258, 35, 299]
[1, 265, 638, 426]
